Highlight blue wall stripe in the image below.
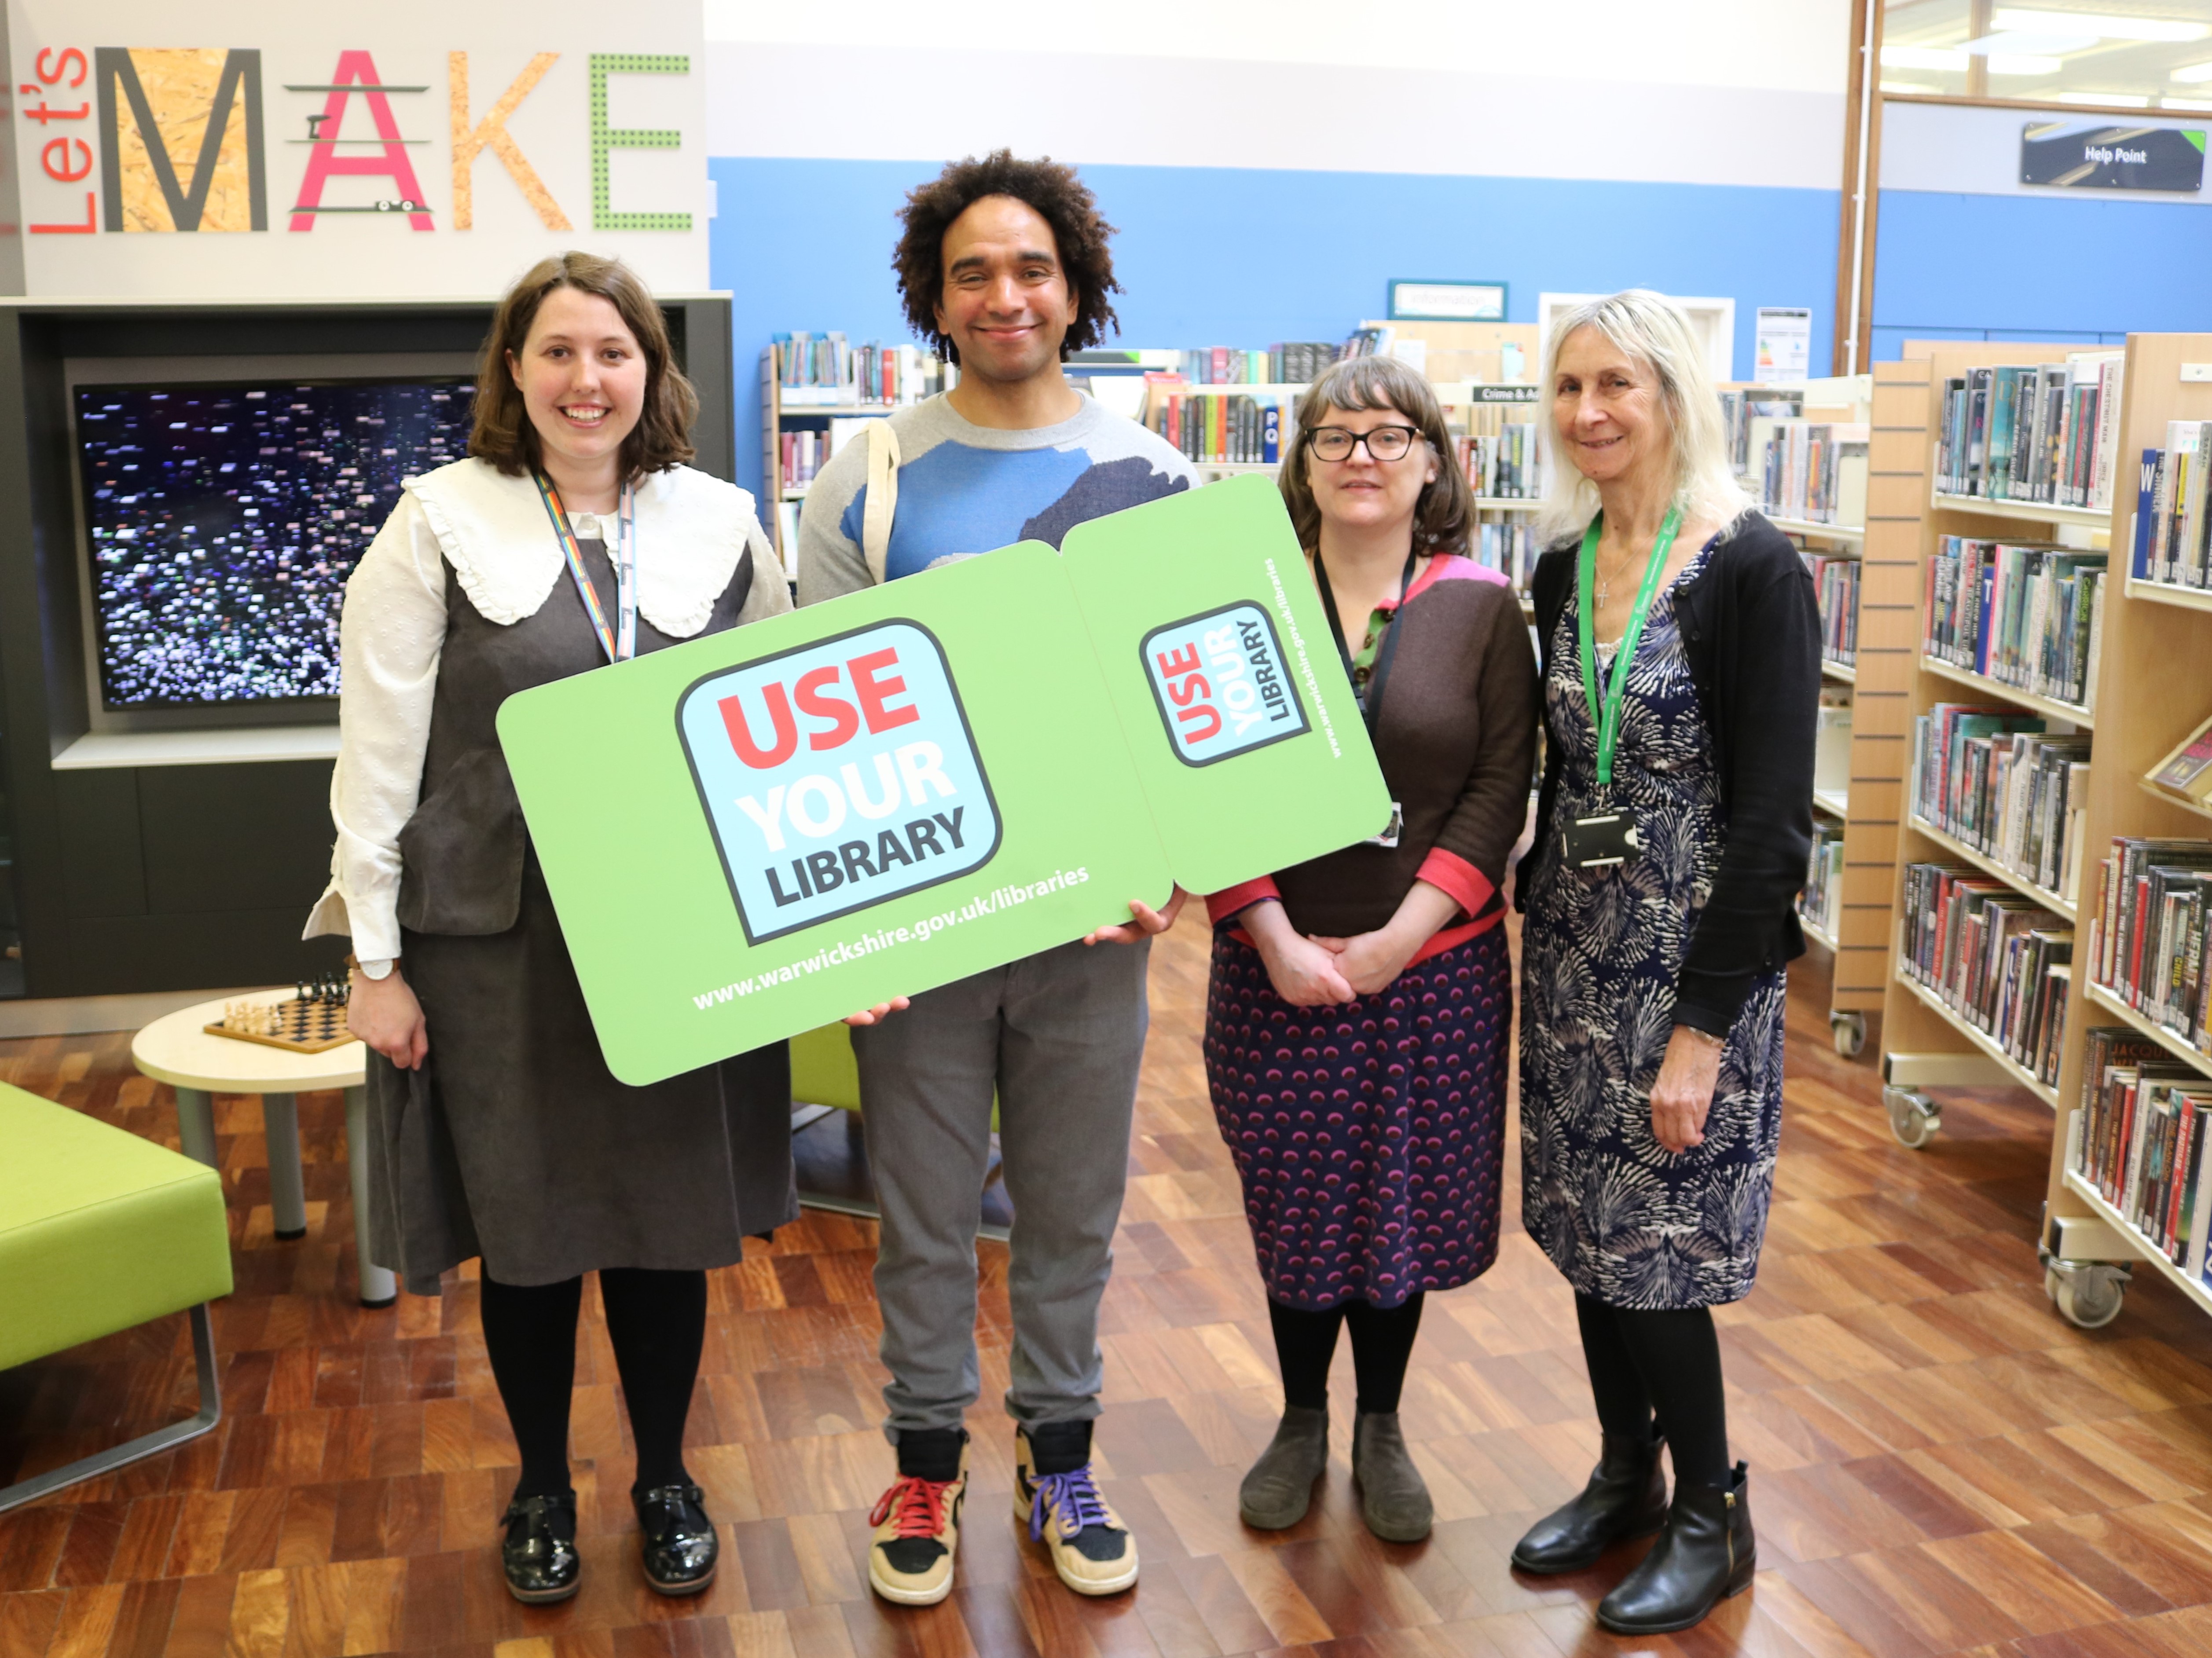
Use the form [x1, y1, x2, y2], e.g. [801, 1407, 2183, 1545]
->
[1872, 188, 2212, 359]
[711, 157, 1841, 501]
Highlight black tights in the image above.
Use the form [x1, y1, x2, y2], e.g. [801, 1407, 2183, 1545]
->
[479, 1266, 707, 1501]
[1269, 1293, 1425, 1415]
[1574, 1292, 1729, 1490]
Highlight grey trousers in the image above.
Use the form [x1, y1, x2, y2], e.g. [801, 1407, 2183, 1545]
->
[851, 936, 1150, 1439]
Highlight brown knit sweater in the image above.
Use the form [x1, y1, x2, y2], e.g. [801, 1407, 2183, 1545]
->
[1207, 555, 1540, 940]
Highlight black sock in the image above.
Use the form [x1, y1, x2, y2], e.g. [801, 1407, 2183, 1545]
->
[895, 1427, 967, 1482]
[1343, 1293, 1425, 1415]
[1024, 1418, 1093, 1476]
[1575, 1291, 1656, 1447]
[1613, 1304, 1729, 1490]
[1268, 1299, 1347, 1412]
[479, 1271, 583, 1501]
[598, 1266, 707, 1493]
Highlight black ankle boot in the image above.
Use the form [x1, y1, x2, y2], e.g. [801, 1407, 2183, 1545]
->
[500, 1492, 580, 1603]
[1510, 1428, 1666, 1574]
[635, 1482, 719, 1596]
[1596, 1461, 1754, 1635]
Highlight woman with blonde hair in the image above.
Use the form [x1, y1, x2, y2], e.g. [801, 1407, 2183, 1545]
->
[1202, 354, 1537, 1543]
[1508, 291, 1817, 1634]
[309, 253, 794, 1606]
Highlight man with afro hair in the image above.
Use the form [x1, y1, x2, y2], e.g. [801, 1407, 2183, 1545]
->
[798, 150, 1195, 1608]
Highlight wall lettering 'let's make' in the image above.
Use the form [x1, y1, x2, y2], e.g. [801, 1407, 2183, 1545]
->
[8, 0, 708, 297]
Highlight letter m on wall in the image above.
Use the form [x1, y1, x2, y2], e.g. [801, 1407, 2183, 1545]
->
[95, 49, 268, 232]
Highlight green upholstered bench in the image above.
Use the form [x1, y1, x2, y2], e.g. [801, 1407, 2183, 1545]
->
[0, 1080, 233, 1513]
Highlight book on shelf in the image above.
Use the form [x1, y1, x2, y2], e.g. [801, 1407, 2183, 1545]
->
[1816, 692, 1852, 799]
[1139, 343, 1335, 384]
[2130, 428, 2212, 587]
[1473, 520, 1540, 592]
[1910, 705, 2089, 899]
[1755, 421, 1867, 526]
[773, 503, 800, 579]
[2089, 837, 2212, 1049]
[2148, 712, 2212, 813]
[772, 333, 949, 406]
[1802, 817, 1845, 937]
[1935, 352, 2124, 509]
[1807, 552, 1858, 666]
[1900, 860, 2074, 1074]
[2072, 1025, 2212, 1275]
[1143, 380, 1294, 465]
[1720, 389, 1803, 476]
[1922, 536, 2104, 709]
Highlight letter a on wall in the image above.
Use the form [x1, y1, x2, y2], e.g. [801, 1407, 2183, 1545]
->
[95, 48, 268, 232]
[290, 51, 434, 231]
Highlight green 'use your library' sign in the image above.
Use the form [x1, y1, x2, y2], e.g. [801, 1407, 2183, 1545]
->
[498, 476, 1393, 1084]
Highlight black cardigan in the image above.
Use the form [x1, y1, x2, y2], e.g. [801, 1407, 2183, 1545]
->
[1515, 512, 1820, 1036]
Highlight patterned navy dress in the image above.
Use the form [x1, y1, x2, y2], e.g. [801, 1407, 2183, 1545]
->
[1519, 543, 1786, 1311]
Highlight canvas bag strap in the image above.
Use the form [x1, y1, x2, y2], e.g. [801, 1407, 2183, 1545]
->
[861, 418, 901, 584]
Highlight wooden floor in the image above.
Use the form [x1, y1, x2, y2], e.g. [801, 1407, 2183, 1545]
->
[7, 914, 2212, 1658]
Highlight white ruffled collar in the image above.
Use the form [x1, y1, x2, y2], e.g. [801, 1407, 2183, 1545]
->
[405, 458, 756, 638]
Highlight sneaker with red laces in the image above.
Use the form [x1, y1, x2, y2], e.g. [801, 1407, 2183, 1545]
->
[867, 1435, 968, 1606]
[1015, 1423, 1138, 1596]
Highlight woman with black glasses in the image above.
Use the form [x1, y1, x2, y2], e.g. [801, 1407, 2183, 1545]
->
[1201, 355, 1537, 1543]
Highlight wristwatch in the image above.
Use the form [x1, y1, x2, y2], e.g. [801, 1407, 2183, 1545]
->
[346, 952, 396, 981]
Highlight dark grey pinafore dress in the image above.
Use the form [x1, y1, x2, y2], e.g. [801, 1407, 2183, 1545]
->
[363, 534, 795, 1295]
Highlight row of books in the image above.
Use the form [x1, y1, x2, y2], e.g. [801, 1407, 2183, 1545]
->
[1147, 391, 1288, 466]
[778, 428, 826, 493]
[1910, 705, 2089, 899]
[1163, 344, 1338, 385]
[1471, 520, 1539, 591]
[2073, 1026, 2212, 1281]
[1922, 537, 2105, 710]
[1803, 818, 1844, 938]
[1808, 553, 1859, 667]
[2135, 426, 2212, 588]
[1755, 421, 1868, 527]
[1899, 860, 2074, 1082]
[1720, 389, 1802, 476]
[2089, 836, 2212, 1055]
[1457, 425, 1540, 500]
[773, 335, 949, 406]
[1934, 354, 2124, 509]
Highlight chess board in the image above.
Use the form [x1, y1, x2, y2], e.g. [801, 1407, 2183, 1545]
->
[205, 998, 356, 1054]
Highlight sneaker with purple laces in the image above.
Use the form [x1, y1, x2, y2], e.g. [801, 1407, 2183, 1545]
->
[1013, 1422, 1138, 1596]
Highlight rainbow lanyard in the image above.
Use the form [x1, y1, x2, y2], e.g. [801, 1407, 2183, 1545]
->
[533, 473, 638, 664]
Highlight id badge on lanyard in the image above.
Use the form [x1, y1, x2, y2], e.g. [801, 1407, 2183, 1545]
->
[1562, 506, 1680, 872]
[535, 474, 638, 664]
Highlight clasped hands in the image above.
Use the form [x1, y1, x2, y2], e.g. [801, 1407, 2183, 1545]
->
[1244, 902, 1421, 1006]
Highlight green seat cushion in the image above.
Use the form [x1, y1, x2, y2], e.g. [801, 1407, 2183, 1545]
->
[0, 1080, 232, 1372]
[790, 1023, 862, 1113]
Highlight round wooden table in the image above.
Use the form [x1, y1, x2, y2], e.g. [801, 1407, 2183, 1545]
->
[130, 995, 396, 1307]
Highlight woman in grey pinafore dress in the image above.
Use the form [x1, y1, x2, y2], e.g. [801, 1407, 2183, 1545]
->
[306, 254, 793, 1606]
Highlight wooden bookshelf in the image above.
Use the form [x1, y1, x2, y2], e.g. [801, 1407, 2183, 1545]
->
[2034, 332, 2212, 1326]
[1873, 343, 2103, 1140]
[1919, 655, 2095, 730]
[1768, 516, 1865, 542]
[1822, 659, 1858, 684]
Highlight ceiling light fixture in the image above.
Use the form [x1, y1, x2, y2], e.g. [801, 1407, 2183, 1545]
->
[1882, 45, 1968, 70]
[1992, 9, 2212, 42]
[1964, 30, 2100, 55]
[2174, 60, 2212, 82]
[2053, 89, 2154, 106]
[1988, 55, 2066, 74]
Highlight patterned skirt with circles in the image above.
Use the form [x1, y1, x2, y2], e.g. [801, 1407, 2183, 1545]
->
[1202, 925, 1511, 1312]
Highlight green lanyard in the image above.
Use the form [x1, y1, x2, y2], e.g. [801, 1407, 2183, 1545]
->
[1577, 505, 1682, 789]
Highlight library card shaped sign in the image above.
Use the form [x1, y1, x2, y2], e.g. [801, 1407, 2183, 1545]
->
[497, 475, 1389, 1083]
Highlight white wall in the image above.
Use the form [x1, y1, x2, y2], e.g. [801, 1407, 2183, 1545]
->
[702, 0, 1852, 190]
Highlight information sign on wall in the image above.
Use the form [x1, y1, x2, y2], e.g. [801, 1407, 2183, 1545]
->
[7, 0, 708, 297]
[2021, 123, 2207, 193]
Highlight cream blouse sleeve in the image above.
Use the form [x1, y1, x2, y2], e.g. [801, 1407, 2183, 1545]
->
[301, 492, 448, 961]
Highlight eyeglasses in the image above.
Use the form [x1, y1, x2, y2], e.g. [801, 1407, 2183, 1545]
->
[1306, 424, 1420, 462]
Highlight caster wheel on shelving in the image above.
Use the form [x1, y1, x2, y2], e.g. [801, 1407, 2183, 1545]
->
[1831, 1012, 1866, 1058]
[1884, 1084, 1940, 1149]
[2046, 1261, 2129, 1330]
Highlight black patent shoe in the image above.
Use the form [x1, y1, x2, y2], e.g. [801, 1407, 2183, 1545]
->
[500, 1493, 581, 1603]
[636, 1482, 718, 1596]
[1596, 1460, 1755, 1635]
[1510, 1428, 1666, 1574]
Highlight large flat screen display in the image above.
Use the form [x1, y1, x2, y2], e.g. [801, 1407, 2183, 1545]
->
[73, 377, 476, 708]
